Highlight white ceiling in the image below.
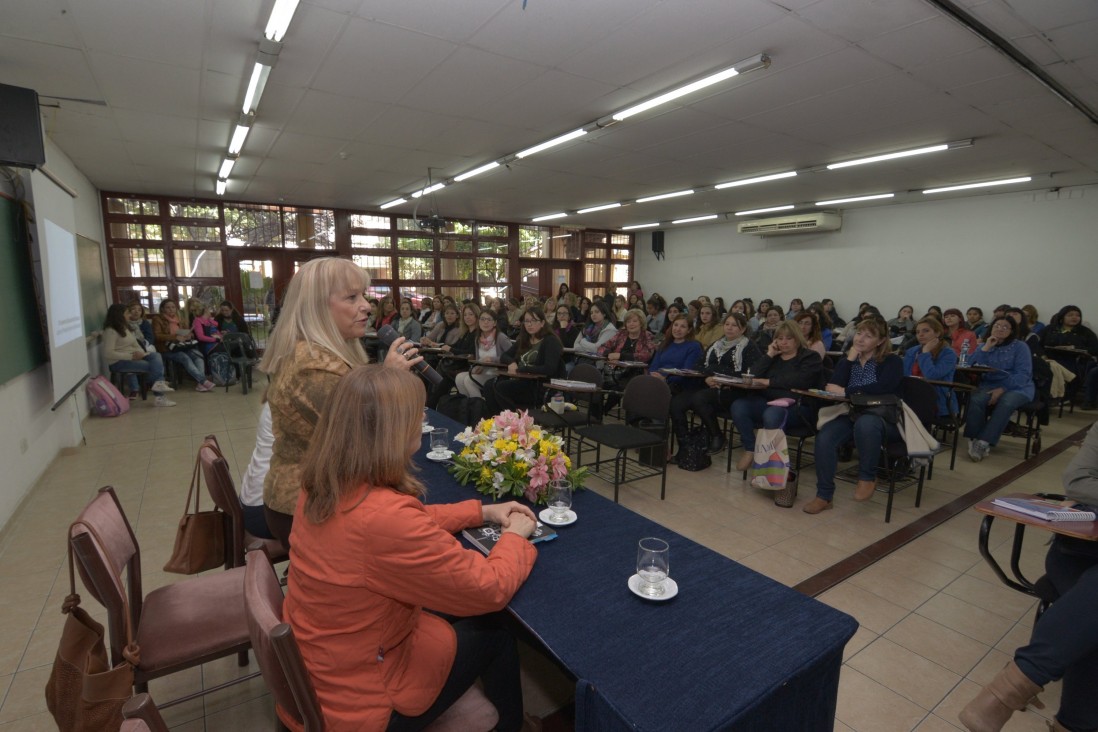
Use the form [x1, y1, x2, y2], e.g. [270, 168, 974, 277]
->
[3, 0, 1097, 230]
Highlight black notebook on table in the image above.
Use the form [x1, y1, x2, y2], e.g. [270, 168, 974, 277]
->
[462, 522, 557, 555]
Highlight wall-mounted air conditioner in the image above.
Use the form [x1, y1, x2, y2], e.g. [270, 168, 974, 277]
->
[737, 212, 842, 236]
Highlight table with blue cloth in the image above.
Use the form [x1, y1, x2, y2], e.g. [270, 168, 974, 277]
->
[418, 410, 858, 731]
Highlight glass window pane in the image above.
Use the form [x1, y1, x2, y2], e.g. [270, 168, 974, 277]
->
[520, 267, 540, 296]
[173, 249, 223, 279]
[395, 217, 418, 231]
[479, 285, 508, 303]
[518, 226, 547, 258]
[284, 209, 335, 250]
[439, 238, 472, 253]
[106, 197, 159, 216]
[478, 240, 508, 255]
[109, 223, 144, 240]
[476, 258, 508, 283]
[171, 224, 221, 243]
[352, 233, 391, 249]
[145, 224, 162, 240]
[587, 247, 607, 259]
[585, 262, 607, 281]
[350, 213, 390, 229]
[238, 259, 274, 349]
[439, 285, 474, 302]
[439, 258, 473, 280]
[610, 247, 630, 260]
[225, 203, 282, 247]
[169, 202, 219, 219]
[366, 284, 392, 300]
[551, 230, 581, 259]
[585, 232, 608, 244]
[612, 263, 630, 283]
[112, 247, 166, 278]
[397, 237, 433, 252]
[351, 254, 393, 280]
[477, 223, 508, 238]
[447, 221, 473, 235]
[118, 285, 170, 314]
[398, 256, 433, 280]
[178, 285, 224, 312]
[611, 233, 630, 246]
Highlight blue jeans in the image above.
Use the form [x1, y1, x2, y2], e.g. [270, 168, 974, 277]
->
[164, 348, 207, 384]
[109, 354, 165, 394]
[730, 396, 813, 451]
[813, 414, 900, 501]
[963, 388, 1031, 445]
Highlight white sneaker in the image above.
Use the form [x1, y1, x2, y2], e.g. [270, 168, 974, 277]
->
[152, 380, 175, 392]
[968, 439, 990, 462]
[154, 396, 177, 407]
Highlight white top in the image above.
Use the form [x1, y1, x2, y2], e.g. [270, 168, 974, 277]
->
[240, 402, 273, 507]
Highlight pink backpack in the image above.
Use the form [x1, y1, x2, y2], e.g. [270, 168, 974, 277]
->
[87, 375, 130, 417]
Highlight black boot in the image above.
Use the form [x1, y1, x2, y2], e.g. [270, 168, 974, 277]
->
[707, 433, 725, 455]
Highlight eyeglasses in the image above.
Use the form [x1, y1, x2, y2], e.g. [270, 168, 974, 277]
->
[523, 319, 542, 325]
[479, 316, 496, 322]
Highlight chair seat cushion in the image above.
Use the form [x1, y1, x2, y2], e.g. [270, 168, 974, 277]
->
[245, 533, 289, 564]
[138, 567, 250, 673]
[576, 424, 664, 450]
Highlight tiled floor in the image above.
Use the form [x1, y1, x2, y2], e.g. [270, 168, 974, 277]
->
[0, 386, 1091, 731]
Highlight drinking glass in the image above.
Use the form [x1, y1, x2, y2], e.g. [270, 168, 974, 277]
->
[636, 537, 669, 597]
[547, 480, 572, 522]
[430, 428, 449, 454]
[422, 407, 430, 432]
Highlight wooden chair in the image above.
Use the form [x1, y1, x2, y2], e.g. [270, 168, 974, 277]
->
[121, 693, 169, 732]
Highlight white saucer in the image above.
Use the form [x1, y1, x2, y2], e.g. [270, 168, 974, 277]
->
[627, 574, 678, 601]
[538, 508, 577, 526]
[426, 450, 454, 461]
[421, 423, 433, 434]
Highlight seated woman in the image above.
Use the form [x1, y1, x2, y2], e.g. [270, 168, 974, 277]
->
[821, 298, 844, 328]
[748, 299, 771, 333]
[215, 300, 250, 335]
[152, 300, 214, 391]
[286, 365, 540, 732]
[967, 307, 989, 340]
[421, 303, 463, 348]
[807, 316, 903, 514]
[575, 296, 593, 324]
[1022, 304, 1044, 335]
[668, 313, 761, 455]
[752, 305, 783, 351]
[888, 305, 916, 341]
[1042, 304, 1098, 370]
[694, 303, 723, 349]
[794, 310, 827, 358]
[786, 298, 804, 320]
[101, 303, 176, 407]
[127, 302, 155, 344]
[484, 305, 564, 414]
[648, 315, 704, 394]
[571, 302, 617, 364]
[659, 302, 684, 341]
[393, 299, 423, 342]
[964, 316, 1034, 462]
[597, 308, 657, 417]
[191, 303, 224, 357]
[612, 294, 628, 324]
[942, 308, 979, 359]
[902, 316, 958, 418]
[456, 309, 512, 400]
[730, 321, 822, 471]
[426, 303, 480, 408]
[553, 304, 581, 350]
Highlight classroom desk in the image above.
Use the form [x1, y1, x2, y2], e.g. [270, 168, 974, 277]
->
[419, 410, 859, 731]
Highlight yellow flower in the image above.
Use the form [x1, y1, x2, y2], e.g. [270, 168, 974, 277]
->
[480, 466, 492, 481]
[563, 455, 572, 468]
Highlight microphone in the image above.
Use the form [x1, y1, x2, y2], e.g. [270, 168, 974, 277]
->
[376, 325, 444, 386]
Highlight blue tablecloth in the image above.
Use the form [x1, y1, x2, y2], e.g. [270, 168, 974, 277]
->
[418, 411, 858, 731]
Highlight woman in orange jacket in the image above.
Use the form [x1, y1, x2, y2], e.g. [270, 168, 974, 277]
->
[286, 365, 541, 731]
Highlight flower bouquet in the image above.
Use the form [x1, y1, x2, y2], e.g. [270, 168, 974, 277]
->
[450, 409, 587, 504]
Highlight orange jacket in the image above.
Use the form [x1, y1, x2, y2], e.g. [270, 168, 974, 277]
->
[285, 489, 536, 730]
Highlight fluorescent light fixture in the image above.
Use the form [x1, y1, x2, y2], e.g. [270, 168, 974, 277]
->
[242, 62, 272, 114]
[380, 198, 406, 210]
[532, 213, 568, 222]
[622, 222, 659, 230]
[672, 214, 719, 225]
[411, 183, 446, 198]
[826, 144, 949, 170]
[228, 123, 250, 155]
[577, 202, 621, 214]
[815, 193, 894, 206]
[715, 171, 797, 189]
[922, 176, 1032, 194]
[453, 162, 500, 182]
[515, 129, 587, 159]
[611, 54, 769, 122]
[218, 157, 237, 179]
[215, 179, 227, 196]
[636, 189, 694, 203]
[735, 204, 795, 216]
[264, 0, 300, 42]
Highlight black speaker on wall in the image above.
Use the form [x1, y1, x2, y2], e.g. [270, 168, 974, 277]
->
[0, 83, 46, 170]
[651, 230, 665, 260]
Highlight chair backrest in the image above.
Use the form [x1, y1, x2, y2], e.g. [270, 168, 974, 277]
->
[622, 375, 671, 422]
[221, 332, 256, 361]
[122, 693, 169, 732]
[70, 486, 144, 668]
[900, 377, 938, 430]
[198, 434, 245, 568]
[243, 549, 324, 731]
[570, 362, 602, 386]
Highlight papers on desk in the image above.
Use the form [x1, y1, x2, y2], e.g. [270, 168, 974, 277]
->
[708, 375, 744, 386]
[462, 523, 558, 555]
[551, 378, 598, 391]
[991, 497, 1096, 522]
[659, 368, 705, 377]
[609, 360, 649, 368]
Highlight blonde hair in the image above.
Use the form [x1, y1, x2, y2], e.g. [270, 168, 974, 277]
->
[259, 257, 371, 375]
[855, 316, 893, 362]
[623, 308, 647, 329]
[772, 320, 809, 350]
[300, 366, 426, 523]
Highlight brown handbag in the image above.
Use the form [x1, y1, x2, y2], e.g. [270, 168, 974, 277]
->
[163, 451, 227, 574]
[45, 521, 140, 732]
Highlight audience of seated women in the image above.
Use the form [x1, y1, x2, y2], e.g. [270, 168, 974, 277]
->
[963, 316, 1034, 462]
[695, 302, 723, 349]
[597, 308, 657, 417]
[730, 321, 823, 471]
[571, 302, 618, 365]
[943, 308, 979, 358]
[484, 305, 564, 414]
[648, 316, 704, 394]
[191, 303, 223, 356]
[422, 303, 463, 348]
[152, 300, 214, 391]
[888, 305, 916, 340]
[902, 316, 958, 418]
[215, 300, 250, 335]
[753, 305, 784, 351]
[553, 305, 580, 349]
[393, 299, 423, 342]
[101, 303, 175, 407]
[456, 309, 512, 400]
[794, 310, 827, 358]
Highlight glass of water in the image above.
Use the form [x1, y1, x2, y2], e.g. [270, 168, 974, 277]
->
[422, 407, 430, 432]
[430, 428, 449, 455]
[547, 480, 572, 522]
[636, 537, 669, 597]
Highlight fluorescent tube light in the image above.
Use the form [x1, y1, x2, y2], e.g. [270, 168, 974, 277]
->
[622, 223, 659, 230]
[826, 144, 949, 170]
[672, 214, 719, 225]
[735, 205, 795, 216]
[228, 123, 250, 155]
[636, 189, 694, 203]
[532, 213, 568, 222]
[515, 129, 587, 159]
[215, 179, 227, 196]
[380, 198, 406, 210]
[218, 157, 236, 179]
[922, 176, 1032, 194]
[815, 193, 894, 206]
[577, 203, 621, 214]
[611, 55, 768, 122]
[411, 183, 446, 198]
[242, 62, 272, 114]
[715, 171, 796, 189]
[264, 0, 300, 42]
[453, 162, 500, 182]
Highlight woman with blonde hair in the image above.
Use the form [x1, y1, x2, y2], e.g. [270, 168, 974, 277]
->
[259, 257, 421, 546]
[287, 365, 539, 731]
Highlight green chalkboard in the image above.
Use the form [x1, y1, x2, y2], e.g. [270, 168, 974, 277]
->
[78, 234, 107, 336]
[0, 194, 48, 385]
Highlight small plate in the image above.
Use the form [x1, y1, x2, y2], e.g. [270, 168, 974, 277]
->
[627, 574, 678, 601]
[421, 423, 433, 434]
[426, 449, 454, 461]
[538, 508, 577, 526]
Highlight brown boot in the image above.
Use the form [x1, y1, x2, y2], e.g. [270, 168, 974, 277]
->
[854, 479, 876, 501]
[736, 452, 754, 471]
[959, 661, 1044, 732]
[802, 497, 833, 514]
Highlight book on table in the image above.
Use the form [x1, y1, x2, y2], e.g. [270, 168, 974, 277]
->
[550, 378, 597, 391]
[462, 522, 558, 555]
[990, 496, 1097, 522]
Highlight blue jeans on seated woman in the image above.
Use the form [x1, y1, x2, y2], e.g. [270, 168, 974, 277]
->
[963, 388, 1032, 446]
[109, 353, 166, 393]
[813, 414, 900, 501]
[730, 396, 813, 451]
[164, 348, 206, 384]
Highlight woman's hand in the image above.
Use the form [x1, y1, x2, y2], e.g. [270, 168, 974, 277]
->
[507, 363, 519, 375]
[825, 384, 846, 396]
[846, 346, 858, 361]
[421, 337, 436, 347]
[132, 350, 146, 360]
[382, 336, 424, 371]
[439, 344, 451, 352]
[607, 353, 621, 361]
[651, 371, 666, 380]
[753, 377, 770, 387]
[704, 376, 718, 388]
[921, 339, 937, 354]
[483, 502, 538, 538]
[983, 336, 999, 351]
[767, 342, 780, 358]
[988, 387, 1005, 405]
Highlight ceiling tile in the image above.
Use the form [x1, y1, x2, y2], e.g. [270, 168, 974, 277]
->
[795, 0, 937, 43]
[70, 0, 208, 69]
[356, 0, 512, 42]
[115, 110, 198, 146]
[0, 37, 104, 102]
[1042, 19, 1098, 62]
[0, 0, 83, 47]
[401, 46, 545, 115]
[88, 52, 200, 117]
[858, 16, 985, 70]
[266, 131, 348, 164]
[266, 4, 352, 88]
[283, 89, 383, 140]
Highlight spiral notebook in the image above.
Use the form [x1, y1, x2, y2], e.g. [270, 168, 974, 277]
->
[991, 497, 1096, 522]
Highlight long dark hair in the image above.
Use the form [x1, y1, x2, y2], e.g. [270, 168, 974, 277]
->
[104, 303, 130, 337]
[987, 316, 1018, 347]
[517, 305, 550, 351]
[1050, 305, 1082, 331]
[659, 315, 695, 352]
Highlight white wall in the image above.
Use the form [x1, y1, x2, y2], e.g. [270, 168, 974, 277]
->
[0, 137, 105, 532]
[635, 185, 1098, 325]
